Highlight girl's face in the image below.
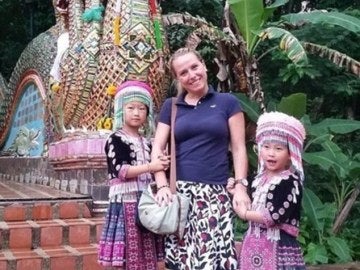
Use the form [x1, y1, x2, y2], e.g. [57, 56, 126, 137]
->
[123, 101, 148, 130]
[260, 142, 291, 175]
[172, 52, 208, 95]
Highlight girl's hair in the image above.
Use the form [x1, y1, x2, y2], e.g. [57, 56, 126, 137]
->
[168, 47, 205, 96]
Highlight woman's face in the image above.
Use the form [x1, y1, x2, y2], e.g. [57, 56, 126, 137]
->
[172, 52, 208, 95]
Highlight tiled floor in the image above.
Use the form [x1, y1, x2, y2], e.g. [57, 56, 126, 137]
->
[0, 178, 89, 202]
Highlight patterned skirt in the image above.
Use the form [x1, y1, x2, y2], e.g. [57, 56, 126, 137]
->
[165, 181, 238, 270]
[98, 200, 164, 269]
[240, 230, 306, 270]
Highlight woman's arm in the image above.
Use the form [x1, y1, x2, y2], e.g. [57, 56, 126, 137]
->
[228, 112, 251, 208]
[151, 122, 173, 204]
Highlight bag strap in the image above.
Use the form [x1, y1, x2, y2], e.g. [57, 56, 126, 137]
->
[169, 97, 177, 194]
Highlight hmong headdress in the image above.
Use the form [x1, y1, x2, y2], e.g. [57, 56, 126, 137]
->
[256, 111, 306, 182]
[114, 80, 155, 138]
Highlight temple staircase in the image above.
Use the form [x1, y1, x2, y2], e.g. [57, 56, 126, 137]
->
[0, 177, 105, 270]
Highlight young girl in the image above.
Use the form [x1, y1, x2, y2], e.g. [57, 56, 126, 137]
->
[228, 111, 306, 270]
[98, 80, 170, 269]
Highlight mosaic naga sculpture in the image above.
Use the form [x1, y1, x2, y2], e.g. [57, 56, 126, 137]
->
[0, 0, 251, 156]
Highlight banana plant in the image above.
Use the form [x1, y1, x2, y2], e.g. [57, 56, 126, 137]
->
[281, 11, 360, 77]
[228, 0, 360, 76]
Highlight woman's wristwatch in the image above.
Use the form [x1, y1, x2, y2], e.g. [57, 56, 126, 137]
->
[234, 178, 248, 187]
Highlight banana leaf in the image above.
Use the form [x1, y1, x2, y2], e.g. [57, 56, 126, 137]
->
[304, 243, 328, 264]
[282, 11, 360, 34]
[327, 236, 352, 262]
[277, 92, 306, 118]
[228, 0, 264, 53]
[302, 188, 325, 232]
[303, 150, 348, 179]
[259, 27, 308, 65]
[308, 118, 360, 137]
[262, 0, 288, 23]
[232, 93, 261, 122]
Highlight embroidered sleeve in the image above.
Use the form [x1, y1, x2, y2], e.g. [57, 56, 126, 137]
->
[105, 133, 132, 181]
[264, 177, 302, 226]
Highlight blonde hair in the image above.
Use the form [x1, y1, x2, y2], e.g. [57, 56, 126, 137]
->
[168, 47, 205, 96]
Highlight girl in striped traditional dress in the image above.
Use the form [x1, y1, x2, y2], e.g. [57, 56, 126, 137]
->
[98, 81, 170, 269]
[228, 111, 307, 270]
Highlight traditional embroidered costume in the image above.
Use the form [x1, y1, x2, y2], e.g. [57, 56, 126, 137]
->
[239, 112, 307, 270]
[98, 81, 163, 269]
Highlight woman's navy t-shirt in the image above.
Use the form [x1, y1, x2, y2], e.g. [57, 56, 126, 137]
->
[158, 86, 243, 185]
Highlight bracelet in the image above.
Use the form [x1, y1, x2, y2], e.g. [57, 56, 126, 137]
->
[157, 184, 170, 191]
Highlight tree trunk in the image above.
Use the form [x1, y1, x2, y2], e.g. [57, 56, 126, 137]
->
[332, 184, 360, 234]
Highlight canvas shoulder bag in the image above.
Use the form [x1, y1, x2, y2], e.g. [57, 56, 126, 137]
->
[138, 98, 190, 238]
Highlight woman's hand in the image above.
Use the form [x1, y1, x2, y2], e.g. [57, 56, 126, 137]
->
[226, 177, 236, 195]
[233, 187, 251, 211]
[154, 185, 173, 206]
[233, 200, 248, 220]
[150, 154, 170, 172]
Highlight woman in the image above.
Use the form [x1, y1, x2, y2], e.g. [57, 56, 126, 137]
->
[151, 47, 250, 269]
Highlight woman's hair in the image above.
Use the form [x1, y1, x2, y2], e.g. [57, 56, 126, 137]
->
[168, 47, 205, 96]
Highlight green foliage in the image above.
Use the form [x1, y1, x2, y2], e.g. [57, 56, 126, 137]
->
[309, 118, 360, 137]
[327, 236, 352, 262]
[277, 92, 306, 118]
[165, 25, 195, 50]
[278, 63, 321, 85]
[259, 27, 308, 65]
[229, 0, 289, 55]
[0, 0, 54, 80]
[304, 243, 328, 264]
[282, 11, 360, 34]
[161, 0, 223, 26]
[301, 189, 353, 264]
[232, 93, 262, 122]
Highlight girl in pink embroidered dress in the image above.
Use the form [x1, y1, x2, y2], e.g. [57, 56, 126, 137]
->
[228, 111, 306, 270]
[98, 81, 170, 269]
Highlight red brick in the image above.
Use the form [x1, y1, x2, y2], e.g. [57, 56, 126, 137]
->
[32, 203, 52, 220]
[9, 227, 32, 249]
[59, 202, 79, 219]
[50, 256, 76, 270]
[96, 223, 104, 243]
[42, 246, 70, 256]
[82, 253, 103, 270]
[40, 225, 63, 247]
[4, 204, 26, 221]
[0, 260, 6, 270]
[69, 224, 90, 245]
[82, 204, 92, 218]
[17, 258, 42, 270]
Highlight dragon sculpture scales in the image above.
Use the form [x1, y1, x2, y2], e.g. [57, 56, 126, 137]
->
[0, 0, 255, 158]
